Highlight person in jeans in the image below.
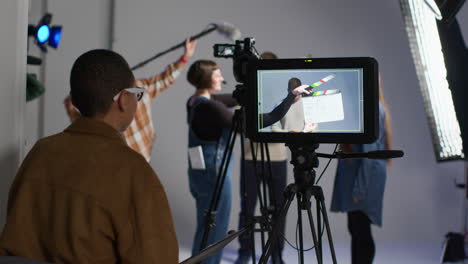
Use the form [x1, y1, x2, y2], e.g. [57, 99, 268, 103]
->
[186, 60, 236, 264]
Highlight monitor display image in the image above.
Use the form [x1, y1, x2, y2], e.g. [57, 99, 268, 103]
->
[257, 69, 363, 134]
[246, 57, 378, 144]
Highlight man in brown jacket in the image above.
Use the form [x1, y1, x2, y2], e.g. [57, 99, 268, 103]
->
[0, 49, 178, 263]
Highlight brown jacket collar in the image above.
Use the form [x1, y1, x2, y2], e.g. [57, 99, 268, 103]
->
[64, 117, 126, 144]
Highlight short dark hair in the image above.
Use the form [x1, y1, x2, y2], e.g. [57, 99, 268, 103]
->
[70, 49, 134, 117]
[288, 77, 302, 93]
[260, 51, 277, 60]
[187, 60, 219, 89]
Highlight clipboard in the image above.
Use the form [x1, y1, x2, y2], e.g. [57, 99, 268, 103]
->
[301, 89, 344, 123]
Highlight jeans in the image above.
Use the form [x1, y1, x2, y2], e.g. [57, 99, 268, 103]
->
[189, 164, 232, 264]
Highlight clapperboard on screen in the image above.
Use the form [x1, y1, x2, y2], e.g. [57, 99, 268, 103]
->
[301, 89, 344, 123]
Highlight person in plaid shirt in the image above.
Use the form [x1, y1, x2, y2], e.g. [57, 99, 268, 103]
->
[64, 38, 197, 161]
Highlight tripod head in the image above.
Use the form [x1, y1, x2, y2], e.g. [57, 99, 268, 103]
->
[288, 143, 320, 191]
[288, 144, 320, 170]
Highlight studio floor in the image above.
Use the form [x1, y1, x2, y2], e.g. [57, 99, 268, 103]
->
[179, 240, 456, 264]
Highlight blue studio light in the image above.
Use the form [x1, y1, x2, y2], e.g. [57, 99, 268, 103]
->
[36, 24, 50, 44]
[28, 13, 62, 53]
[49, 26, 62, 48]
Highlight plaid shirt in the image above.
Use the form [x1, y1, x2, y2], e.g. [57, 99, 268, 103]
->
[124, 60, 185, 161]
[66, 59, 186, 162]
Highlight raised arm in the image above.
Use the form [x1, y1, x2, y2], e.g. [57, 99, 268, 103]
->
[138, 38, 198, 99]
[260, 84, 310, 128]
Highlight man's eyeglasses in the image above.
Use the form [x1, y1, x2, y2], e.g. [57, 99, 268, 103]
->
[112, 87, 145, 102]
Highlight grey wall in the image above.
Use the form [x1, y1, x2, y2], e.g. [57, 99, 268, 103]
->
[25, 0, 113, 146]
[42, 0, 113, 137]
[24, 0, 113, 157]
[0, 0, 28, 228]
[20, 0, 468, 251]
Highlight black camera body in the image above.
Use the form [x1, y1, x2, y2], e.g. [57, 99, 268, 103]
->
[214, 38, 379, 144]
[214, 37, 258, 84]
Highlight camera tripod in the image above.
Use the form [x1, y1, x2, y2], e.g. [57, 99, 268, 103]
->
[259, 144, 337, 264]
[197, 113, 338, 263]
[197, 105, 285, 264]
[196, 107, 245, 255]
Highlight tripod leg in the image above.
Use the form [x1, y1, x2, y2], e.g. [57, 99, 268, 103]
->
[297, 193, 305, 264]
[249, 143, 267, 258]
[316, 199, 323, 263]
[250, 230, 256, 264]
[318, 198, 338, 264]
[258, 147, 268, 256]
[198, 114, 239, 253]
[240, 137, 259, 263]
[259, 184, 297, 264]
[304, 194, 322, 264]
[264, 143, 283, 264]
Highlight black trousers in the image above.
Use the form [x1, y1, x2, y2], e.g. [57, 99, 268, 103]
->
[347, 211, 375, 264]
[237, 159, 287, 261]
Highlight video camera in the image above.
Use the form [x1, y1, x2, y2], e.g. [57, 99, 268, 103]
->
[214, 37, 379, 144]
[214, 37, 259, 84]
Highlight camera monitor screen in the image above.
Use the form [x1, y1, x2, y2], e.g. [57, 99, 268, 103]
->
[246, 57, 378, 144]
